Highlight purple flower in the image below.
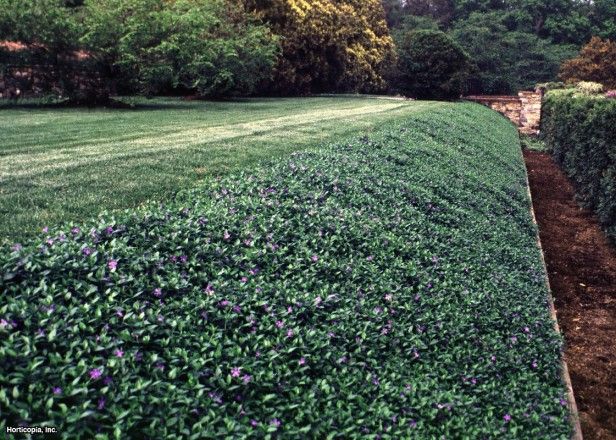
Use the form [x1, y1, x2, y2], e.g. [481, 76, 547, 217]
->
[180, 255, 188, 264]
[311, 254, 319, 262]
[114, 349, 124, 358]
[249, 268, 259, 275]
[299, 357, 306, 365]
[134, 351, 143, 362]
[504, 414, 512, 422]
[82, 247, 92, 256]
[105, 226, 114, 235]
[219, 300, 231, 307]
[524, 327, 530, 333]
[241, 277, 248, 284]
[52, 387, 62, 395]
[384, 294, 393, 302]
[270, 418, 281, 428]
[42, 226, 49, 233]
[560, 398, 568, 406]
[231, 367, 241, 378]
[276, 320, 284, 329]
[233, 305, 241, 313]
[204, 284, 214, 295]
[71, 227, 80, 235]
[286, 329, 294, 338]
[242, 374, 252, 384]
[223, 230, 231, 240]
[531, 360, 538, 369]
[510, 336, 518, 343]
[97, 397, 106, 410]
[366, 255, 374, 261]
[89, 368, 102, 380]
[153, 288, 162, 298]
[208, 392, 222, 404]
[46, 238, 54, 246]
[36, 328, 45, 337]
[103, 376, 113, 386]
[409, 419, 417, 428]
[10, 243, 22, 252]
[491, 355, 496, 363]
[250, 419, 258, 427]
[108, 259, 118, 271]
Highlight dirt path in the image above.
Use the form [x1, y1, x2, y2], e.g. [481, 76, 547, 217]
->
[524, 150, 616, 440]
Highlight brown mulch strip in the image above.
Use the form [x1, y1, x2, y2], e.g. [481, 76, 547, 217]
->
[524, 150, 616, 440]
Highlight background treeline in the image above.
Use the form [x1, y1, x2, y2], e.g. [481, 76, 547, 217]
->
[0, 0, 614, 102]
[383, 0, 616, 94]
[0, 0, 394, 102]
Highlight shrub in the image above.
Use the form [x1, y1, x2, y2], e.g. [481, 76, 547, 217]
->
[0, 104, 571, 438]
[559, 36, 616, 89]
[574, 81, 604, 95]
[541, 91, 616, 242]
[80, 0, 279, 98]
[0, 0, 279, 102]
[394, 29, 473, 99]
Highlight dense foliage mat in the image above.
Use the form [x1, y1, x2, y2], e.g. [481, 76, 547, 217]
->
[541, 91, 616, 243]
[0, 103, 571, 438]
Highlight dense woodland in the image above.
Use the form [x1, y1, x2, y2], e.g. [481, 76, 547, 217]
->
[0, 0, 614, 101]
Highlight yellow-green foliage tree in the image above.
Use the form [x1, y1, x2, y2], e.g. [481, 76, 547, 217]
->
[244, 0, 395, 94]
[559, 36, 616, 89]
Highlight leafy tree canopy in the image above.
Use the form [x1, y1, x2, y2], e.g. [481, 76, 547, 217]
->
[0, 0, 279, 102]
[560, 36, 616, 89]
[244, 0, 396, 95]
[394, 29, 473, 99]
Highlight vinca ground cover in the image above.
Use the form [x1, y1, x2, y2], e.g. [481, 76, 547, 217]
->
[0, 96, 432, 244]
[0, 102, 572, 438]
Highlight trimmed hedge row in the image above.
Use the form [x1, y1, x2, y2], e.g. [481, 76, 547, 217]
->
[541, 91, 616, 242]
[1, 103, 571, 438]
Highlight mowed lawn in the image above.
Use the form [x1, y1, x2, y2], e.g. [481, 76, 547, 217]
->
[0, 96, 441, 243]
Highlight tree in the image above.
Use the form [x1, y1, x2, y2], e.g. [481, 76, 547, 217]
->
[244, 0, 395, 95]
[0, 0, 279, 102]
[591, 0, 616, 40]
[394, 29, 473, 99]
[80, 0, 279, 98]
[451, 12, 578, 94]
[0, 0, 103, 102]
[560, 36, 616, 89]
[402, 0, 455, 26]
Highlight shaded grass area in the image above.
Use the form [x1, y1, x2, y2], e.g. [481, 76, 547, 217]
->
[0, 103, 571, 438]
[0, 96, 438, 243]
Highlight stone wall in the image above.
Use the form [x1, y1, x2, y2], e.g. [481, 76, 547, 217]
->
[0, 65, 103, 99]
[465, 90, 543, 135]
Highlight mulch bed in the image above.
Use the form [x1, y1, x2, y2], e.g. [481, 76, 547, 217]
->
[524, 150, 616, 440]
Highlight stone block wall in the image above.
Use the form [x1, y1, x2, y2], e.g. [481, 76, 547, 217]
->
[465, 90, 543, 135]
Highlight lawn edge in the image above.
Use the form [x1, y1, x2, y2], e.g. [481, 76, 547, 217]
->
[521, 143, 583, 440]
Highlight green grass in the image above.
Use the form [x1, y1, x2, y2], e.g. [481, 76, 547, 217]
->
[0, 96, 441, 244]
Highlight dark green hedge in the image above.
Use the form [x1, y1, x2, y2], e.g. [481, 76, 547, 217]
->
[541, 92, 616, 242]
[1, 103, 571, 438]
